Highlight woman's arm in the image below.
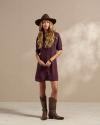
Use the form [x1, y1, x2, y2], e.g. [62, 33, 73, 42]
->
[49, 32, 63, 62]
[36, 53, 46, 66]
[36, 53, 40, 62]
[49, 50, 63, 62]
[45, 50, 62, 67]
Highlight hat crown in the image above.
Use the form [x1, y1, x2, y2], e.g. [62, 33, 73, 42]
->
[35, 13, 56, 26]
[41, 14, 50, 20]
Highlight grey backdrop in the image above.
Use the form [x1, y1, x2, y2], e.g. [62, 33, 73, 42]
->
[0, 0, 100, 102]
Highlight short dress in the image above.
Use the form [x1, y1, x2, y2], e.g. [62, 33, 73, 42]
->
[35, 31, 62, 82]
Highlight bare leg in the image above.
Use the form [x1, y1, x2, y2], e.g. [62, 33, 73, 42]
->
[39, 81, 46, 97]
[50, 81, 58, 100]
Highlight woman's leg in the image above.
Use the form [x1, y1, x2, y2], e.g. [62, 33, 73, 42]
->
[39, 81, 47, 120]
[48, 80, 64, 120]
[51, 81, 58, 100]
[39, 81, 46, 97]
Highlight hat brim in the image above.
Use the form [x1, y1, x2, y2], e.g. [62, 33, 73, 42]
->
[35, 18, 56, 26]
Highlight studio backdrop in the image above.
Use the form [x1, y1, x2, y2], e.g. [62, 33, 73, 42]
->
[0, 0, 100, 102]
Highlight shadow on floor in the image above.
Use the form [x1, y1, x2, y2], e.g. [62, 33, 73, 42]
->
[0, 107, 41, 119]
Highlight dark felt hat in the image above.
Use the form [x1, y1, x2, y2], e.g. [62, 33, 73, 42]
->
[35, 14, 56, 26]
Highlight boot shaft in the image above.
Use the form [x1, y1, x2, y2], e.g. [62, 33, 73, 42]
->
[40, 96, 47, 120]
[49, 97, 57, 111]
[40, 96, 47, 112]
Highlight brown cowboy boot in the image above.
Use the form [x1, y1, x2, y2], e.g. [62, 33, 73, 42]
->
[48, 97, 64, 120]
[40, 96, 47, 120]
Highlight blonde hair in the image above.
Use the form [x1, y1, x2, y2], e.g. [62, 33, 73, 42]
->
[37, 20, 56, 48]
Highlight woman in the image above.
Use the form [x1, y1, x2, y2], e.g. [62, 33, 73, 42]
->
[35, 14, 64, 120]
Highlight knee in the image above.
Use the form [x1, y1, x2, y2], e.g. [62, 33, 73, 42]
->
[40, 81, 46, 88]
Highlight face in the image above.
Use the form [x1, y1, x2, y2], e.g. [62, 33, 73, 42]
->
[42, 20, 50, 31]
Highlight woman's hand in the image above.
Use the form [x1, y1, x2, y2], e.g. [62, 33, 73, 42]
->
[38, 59, 46, 66]
[36, 54, 46, 66]
[45, 60, 52, 67]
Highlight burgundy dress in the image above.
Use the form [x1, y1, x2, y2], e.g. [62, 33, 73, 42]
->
[35, 31, 62, 82]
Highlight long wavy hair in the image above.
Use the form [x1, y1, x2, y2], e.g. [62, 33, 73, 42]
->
[37, 20, 56, 48]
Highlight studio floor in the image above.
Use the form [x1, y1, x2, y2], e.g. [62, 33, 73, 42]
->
[0, 102, 100, 125]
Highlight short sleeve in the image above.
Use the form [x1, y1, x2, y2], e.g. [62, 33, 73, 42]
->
[56, 33, 62, 50]
[36, 37, 40, 55]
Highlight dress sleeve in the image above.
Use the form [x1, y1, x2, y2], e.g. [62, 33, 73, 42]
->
[56, 33, 62, 50]
[36, 37, 40, 55]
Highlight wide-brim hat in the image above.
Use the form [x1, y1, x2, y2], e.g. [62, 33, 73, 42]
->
[35, 14, 56, 26]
